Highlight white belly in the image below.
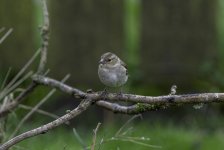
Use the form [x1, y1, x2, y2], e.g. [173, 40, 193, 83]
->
[98, 66, 128, 87]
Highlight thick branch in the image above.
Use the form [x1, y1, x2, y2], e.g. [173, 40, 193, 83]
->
[0, 99, 92, 150]
[96, 101, 169, 114]
[2, 75, 224, 149]
[32, 75, 224, 106]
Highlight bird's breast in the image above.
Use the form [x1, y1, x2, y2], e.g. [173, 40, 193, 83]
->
[98, 66, 127, 87]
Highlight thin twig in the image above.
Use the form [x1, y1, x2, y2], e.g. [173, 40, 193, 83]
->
[0, 0, 50, 118]
[115, 114, 141, 136]
[0, 49, 40, 101]
[119, 136, 150, 141]
[18, 104, 59, 119]
[0, 99, 93, 150]
[0, 28, 13, 44]
[73, 128, 87, 150]
[111, 138, 162, 149]
[96, 101, 165, 114]
[9, 89, 56, 138]
[9, 74, 70, 138]
[0, 83, 37, 118]
[0, 67, 12, 90]
[1, 71, 33, 102]
[32, 75, 85, 96]
[85, 116, 159, 150]
[91, 123, 101, 150]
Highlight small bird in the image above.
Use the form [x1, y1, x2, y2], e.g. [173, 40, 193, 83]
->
[98, 52, 128, 88]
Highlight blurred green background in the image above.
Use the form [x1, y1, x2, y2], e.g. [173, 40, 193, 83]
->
[1, 0, 224, 149]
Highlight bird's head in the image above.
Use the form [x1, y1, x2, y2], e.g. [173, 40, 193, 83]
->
[99, 52, 119, 68]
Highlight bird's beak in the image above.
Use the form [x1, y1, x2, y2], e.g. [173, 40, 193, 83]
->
[99, 59, 104, 64]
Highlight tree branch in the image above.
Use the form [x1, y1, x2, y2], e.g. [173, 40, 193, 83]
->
[37, 0, 49, 75]
[4, 73, 223, 149]
[32, 75, 224, 106]
[0, 0, 50, 118]
[96, 101, 167, 114]
[91, 122, 101, 150]
[0, 28, 13, 44]
[9, 75, 70, 138]
[18, 104, 60, 119]
[0, 99, 93, 150]
[2, 72, 224, 149]
[1, 0, 224, 149]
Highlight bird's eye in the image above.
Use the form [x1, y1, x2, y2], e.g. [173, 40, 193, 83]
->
[107, 58, 111, 62]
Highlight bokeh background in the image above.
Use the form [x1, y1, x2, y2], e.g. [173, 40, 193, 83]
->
[1, 0, 224, 149]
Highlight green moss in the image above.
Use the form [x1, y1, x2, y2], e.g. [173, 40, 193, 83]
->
[136, 103, 168, 112]
[136, 103, 154, 112]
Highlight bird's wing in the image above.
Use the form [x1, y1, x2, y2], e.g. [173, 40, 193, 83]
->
[120, 60, 127, 68]
[120, 60, 128, 75]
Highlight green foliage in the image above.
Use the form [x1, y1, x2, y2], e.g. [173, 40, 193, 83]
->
[217, 0, 224, 73]
[124, 0, 141, 86]
[15, 123, 224, 150]
[136, 103, 152, 112]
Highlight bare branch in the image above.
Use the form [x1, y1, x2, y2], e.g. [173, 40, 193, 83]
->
[1, 0, 224, 148]
[0, 28, 13, 44]
[0, 0, 50, 118]
[0, 71, 33, 101]
[18, 104, 59, 119]
[115, 114, 141, 136]
[37, 0, 49, 74]
[0, 47, 40, 119]
[85, 115, 161, 149]
[32, 74, 85, 97]
[2, 70, 224, 149]
[32, 75, 224, 106]
[9, 75, 70, 138]
[0, 99, 93, 150]
[73, 128, 87, 149]
[0, 68, 12, 90]
[0, 49, 40, 101]
[91, 122, 101, 150]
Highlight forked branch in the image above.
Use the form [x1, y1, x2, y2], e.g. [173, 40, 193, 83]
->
[2, 74, 224, 149]
[0, 99, 93, 150]
[0, 0, 50, 118]
[1, 0, 224, 149]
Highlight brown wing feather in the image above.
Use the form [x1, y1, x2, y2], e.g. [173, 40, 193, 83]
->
[120, 60, 128, 75]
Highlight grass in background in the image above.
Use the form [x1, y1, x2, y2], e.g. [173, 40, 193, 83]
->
[15, 121, 224, 150]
